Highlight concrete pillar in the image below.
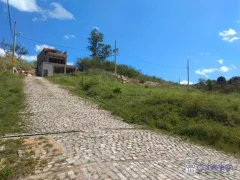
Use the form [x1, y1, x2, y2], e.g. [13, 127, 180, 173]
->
[64, 65, 66, 74]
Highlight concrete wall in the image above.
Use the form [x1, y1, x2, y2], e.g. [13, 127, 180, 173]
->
[38, 62, 54, 77]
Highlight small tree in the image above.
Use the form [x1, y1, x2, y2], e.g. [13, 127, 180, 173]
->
[198, 78, 207, 86]
[0, 39, 11, 56]
[76, 57, 92, 71]
[0, 39, 28, 58]
[206, 80, 213, 91]
[217, 76, 227, 84]
[15, 45, 28, 59]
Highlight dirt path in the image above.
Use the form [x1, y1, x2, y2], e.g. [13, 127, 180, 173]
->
[22, 77, 240, 180]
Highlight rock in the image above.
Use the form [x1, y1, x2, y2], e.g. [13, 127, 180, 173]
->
[18, 150, 24, 158]
[68, 170, 77, 179]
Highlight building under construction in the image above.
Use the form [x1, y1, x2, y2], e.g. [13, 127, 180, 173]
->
[36, 48, 76, 77]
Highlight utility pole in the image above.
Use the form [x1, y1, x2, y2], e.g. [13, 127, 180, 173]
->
[12, 22, 17, 73]
[114, 40, 117, 74]
[187, 59, 190, 86]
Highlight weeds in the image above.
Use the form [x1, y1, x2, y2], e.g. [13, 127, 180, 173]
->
[48, 70, 240, 155]
[0, 71, 25, 135]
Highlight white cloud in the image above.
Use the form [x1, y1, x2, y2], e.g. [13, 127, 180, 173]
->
[232, 64, 237, 69]
[219, 28, 239, 43]
[217, 59, 223, 65]
[35, 44, 55, 52]
[219, 66, 230, 72]
[219, 28, 237, 37]
[46, 3, 74, 20]
[32, 16, 47, 22]
[21, 55, 37, 61]
[0, 47, 36, 61]
[237, 21, 240, 23]
[64, 34, 75, 39]
[0, 48, 5, 57]
[229, 36, 240, 42]
[196, 66, 231, 77]
[223, 36, 240, 42]
[67, 62, 74, 65]
[180, 80, 194, 85]
[1, 0, 40, 12]
[201, 52, 211, 56]
[1, 0, 74, 21]
[196, 68, 218, 77]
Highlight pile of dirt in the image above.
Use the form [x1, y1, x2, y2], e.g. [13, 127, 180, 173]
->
[14, 68, 36, 76]
[113, 74, 162, 87]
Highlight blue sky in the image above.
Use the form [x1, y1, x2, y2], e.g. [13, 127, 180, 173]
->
[0, 0, 240, 84]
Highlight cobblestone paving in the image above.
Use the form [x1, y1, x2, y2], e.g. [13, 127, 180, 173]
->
[22, 77, 240, 180]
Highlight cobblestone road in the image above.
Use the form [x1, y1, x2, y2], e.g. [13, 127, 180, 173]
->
[22, 77, 240, 180]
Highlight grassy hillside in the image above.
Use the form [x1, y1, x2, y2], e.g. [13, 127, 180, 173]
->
[48, 69, 240, 155]
[0, 57, 35, 71]
[76, 57, 165, 83]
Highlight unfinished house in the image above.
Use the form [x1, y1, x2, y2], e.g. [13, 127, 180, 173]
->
[36, 48, 76, 77]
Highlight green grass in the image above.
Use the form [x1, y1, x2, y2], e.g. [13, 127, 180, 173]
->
[48, 69, 240, 155]
[0, 70, 40, 179]
[0, 139, 38, 180]
[0, 71, 26, 135]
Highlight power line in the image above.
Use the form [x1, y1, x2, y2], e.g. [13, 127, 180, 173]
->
[117, 55, 186, 69]
[18, 36, 89, 52]
[6, 0, 13, 40]
[18, 35, 188, 70]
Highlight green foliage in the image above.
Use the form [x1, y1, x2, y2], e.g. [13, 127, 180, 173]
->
[0, 168, 12, 180]
[229, 76, 240, 84]
[217, 76, 227, 84]
[0, 71, 25, 135]
[75, 58, 163, 83]
[48, 70, 240, 154]
[0, 139, 39, 180]
[112, 87, 122, 94]
[87, 29, 113, 60]
[195, 76, 240, 94]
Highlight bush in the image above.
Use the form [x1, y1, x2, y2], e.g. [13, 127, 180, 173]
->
[82, 79, 98, 91]
[75, 58, 163, 83]
[112, 87, 122, 94]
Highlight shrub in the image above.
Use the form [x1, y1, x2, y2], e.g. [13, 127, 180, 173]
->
[82, 79, 98, 91]
[112, 87, 122, 94]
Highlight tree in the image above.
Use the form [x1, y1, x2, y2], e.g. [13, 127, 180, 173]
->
[198, 78, 207, 86]
[206, 79, 213, 91]
[217, 76, 227, 84]
[0, 39, 28, 58]
[98, 44, 112, 60]
[0, 39, 11, 56]
[228, 76, 240, 84]
[87, 28, 104, 57]
[87, 28, 115, 60]
[15, 44, 28, 58]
